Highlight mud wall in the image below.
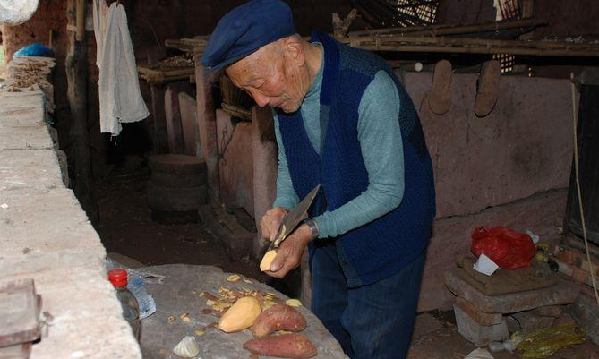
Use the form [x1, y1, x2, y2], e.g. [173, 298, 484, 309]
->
[2, 0, 352, 179]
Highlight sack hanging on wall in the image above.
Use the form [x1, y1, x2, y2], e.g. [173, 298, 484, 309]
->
[0, 0, 39, 26]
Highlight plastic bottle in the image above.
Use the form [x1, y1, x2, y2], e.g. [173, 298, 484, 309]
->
[108, 269, 141, 342]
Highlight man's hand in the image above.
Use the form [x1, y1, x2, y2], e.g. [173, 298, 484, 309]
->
[265, 224, 312, 278]
[260, 207, 288, 242]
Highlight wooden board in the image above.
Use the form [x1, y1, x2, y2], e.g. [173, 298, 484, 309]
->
[456, 257, 558, 296]
[0, 279, 40, 347]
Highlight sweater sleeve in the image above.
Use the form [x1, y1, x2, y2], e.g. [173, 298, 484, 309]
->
[313, 71, 405, 238]
[272, 113, 300, 210]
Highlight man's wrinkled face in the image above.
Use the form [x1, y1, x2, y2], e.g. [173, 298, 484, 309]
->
[226, 40, 309, 113]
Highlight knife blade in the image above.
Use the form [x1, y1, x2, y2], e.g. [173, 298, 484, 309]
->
[268, 184, 321, 251]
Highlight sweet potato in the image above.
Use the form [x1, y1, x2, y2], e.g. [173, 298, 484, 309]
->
[261, 250, 278, 271]
[252, 303, 307, 338]
[243, 333, 317, 358]
[218, 296, 262, 332]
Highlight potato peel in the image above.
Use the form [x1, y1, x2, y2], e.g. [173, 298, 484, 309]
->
[226, 274, 241, 282]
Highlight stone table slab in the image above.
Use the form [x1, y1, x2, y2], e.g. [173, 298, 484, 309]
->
[444, 269, 580, 313]
[0, 125, 54, 150]
[0, 188, 106, 277]
[0, 150, 63, 190]
[0, 107, 45, 127]
[0, 62, 141, 359]
[140, 264, 348, 359]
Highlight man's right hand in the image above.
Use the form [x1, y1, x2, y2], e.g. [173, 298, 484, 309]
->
[260, 207, 288, 242]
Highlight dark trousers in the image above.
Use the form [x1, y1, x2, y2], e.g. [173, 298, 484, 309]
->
[310, 244, 425, 359]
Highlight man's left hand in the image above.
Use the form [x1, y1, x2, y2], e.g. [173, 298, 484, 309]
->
[265, 224, 312, 278]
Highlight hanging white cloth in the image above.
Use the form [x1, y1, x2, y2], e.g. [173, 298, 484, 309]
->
[93, 0, 149, 137]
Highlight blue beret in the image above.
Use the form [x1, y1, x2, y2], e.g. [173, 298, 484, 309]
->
[201, 0, 296, 71]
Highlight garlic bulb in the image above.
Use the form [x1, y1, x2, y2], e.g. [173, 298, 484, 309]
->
[173, 336, 200, 358]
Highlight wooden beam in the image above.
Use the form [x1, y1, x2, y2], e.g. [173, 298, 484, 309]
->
[348, 19, 547, 38]
[76, 0, 85, 41]
[66, 0, 98, 224]
[221, 103, 251, 121]
[348, 44, 599, 57]
[340, 35, 599, 57]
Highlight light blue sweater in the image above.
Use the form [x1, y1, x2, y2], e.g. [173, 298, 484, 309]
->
[273, 48, 405, 238]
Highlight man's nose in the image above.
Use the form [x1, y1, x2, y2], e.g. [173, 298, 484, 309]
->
[251, 92, 271, 107]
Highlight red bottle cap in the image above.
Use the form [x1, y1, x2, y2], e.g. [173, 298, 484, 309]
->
[108, 268, 128, 287]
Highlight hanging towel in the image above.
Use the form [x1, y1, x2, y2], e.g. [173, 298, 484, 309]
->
[93, 0, 149, 136]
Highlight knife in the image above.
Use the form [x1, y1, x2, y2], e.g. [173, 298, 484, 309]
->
[268, 184, 321, 251]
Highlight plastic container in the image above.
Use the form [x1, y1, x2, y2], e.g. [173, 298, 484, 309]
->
[108, 269, 141, 342]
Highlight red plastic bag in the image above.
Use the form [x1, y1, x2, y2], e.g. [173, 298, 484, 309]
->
[471, 226, 535, 269]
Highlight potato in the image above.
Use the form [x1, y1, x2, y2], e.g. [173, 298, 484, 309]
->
[260, 250, 278, 271]
[252, 303, 307, 338]
[218, 296, 262, 332]
[243, 333, 317, 358]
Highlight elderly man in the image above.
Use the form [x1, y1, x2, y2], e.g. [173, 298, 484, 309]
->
[201, 1, 435, 358]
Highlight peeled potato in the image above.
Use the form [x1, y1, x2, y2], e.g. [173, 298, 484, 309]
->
[218, 296, 262, 332]
[286, 299, 302, 307]
[260, 250, 278, 272]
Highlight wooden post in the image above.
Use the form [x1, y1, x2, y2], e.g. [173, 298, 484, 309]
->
[520, 0, 534, 19]
[193, 59, 220, 202]
[66, 0, 98, 224]
[76, 0, 85, 41]
[149, 84, 169, 154]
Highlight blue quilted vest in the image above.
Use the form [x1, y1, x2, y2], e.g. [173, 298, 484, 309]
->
[277, 31, 436, 286]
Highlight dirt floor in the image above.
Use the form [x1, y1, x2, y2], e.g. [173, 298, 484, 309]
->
[408, 311, 599, 359]
[93, 161, 599, 359]
[93, 162, 267, 281]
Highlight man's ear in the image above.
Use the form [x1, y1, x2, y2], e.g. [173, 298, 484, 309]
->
[283, 36, 305, 66]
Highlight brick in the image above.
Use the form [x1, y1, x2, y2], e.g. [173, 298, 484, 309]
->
[455, 297, 502, 325]
[565, 293, 599, 345]
[444, 269, 580, 313]
[534, 305, 562, 317]
[453, 304, 509, 346]
[509, 310, 555, 331]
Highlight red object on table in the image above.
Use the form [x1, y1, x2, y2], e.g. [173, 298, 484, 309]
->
[471, 226, 536, 269]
